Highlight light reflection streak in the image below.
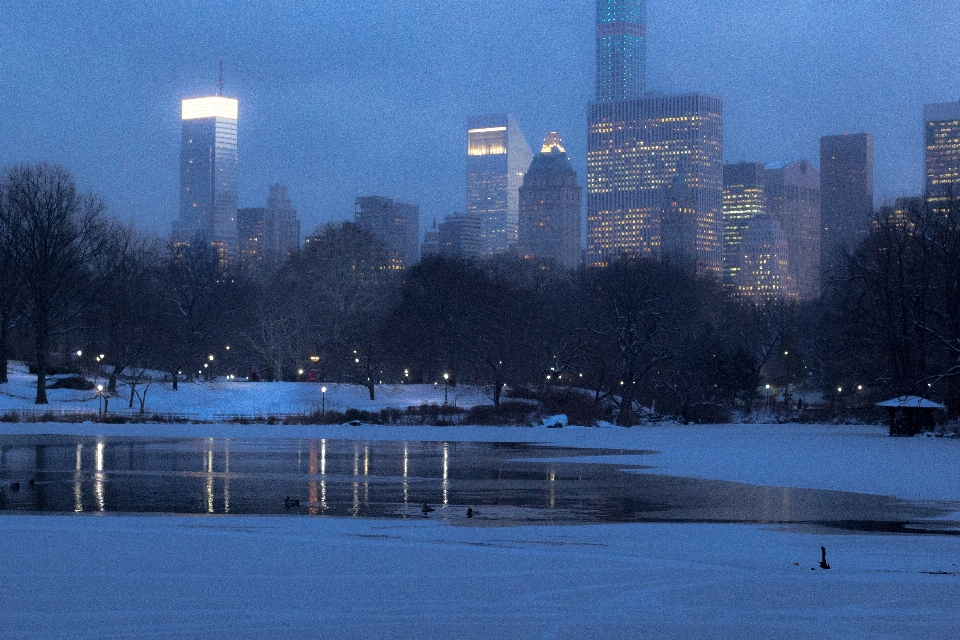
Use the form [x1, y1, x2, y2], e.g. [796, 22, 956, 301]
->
[308, 441, 319, 515]
[320, 439, 327, 511]
[363, 445, 370, 508]
[205, 440, 214, 514]
[223, 441, 230, 514]
[352, 442, 359, 516]
[442, 443, 449, 506]
[549, 468, 556, 509]
[73, 443, 83, 512]
[402, 443, 409, 505]
[94, 440, 105, 512]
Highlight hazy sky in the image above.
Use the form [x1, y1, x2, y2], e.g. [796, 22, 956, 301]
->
[2, 1, 959, 237]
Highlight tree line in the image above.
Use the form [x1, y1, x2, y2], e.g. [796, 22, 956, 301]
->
[2, 163, 959, 424]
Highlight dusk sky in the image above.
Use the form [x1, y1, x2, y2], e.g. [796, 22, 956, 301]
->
[2, 1, 959, 237]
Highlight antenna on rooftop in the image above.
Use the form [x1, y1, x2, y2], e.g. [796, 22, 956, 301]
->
[217, 58, 224, 96]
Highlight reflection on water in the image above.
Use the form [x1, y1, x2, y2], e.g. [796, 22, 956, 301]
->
[0, 435, 954, 532]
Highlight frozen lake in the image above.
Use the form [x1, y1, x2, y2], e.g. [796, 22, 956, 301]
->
[0, 435, 951, 532]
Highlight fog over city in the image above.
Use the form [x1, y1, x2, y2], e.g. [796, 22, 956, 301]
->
[2, 1, 959, 234]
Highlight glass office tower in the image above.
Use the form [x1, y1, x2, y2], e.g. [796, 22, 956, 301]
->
[586, 94, 724, 275]
[924, 101, 960, 218]
[722, 163, 766, 284]
[596, 0, 646, 101]
[174, 96, 239, 268]
[466, 114, 533, 256]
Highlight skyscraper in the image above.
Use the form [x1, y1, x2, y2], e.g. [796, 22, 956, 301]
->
[438, 213, 482, 258]
[518, 132, 583, 269]
[737, 215, 798, 304]
[586, 94, 724, 274]
[924, 101, 960, 217]
[466, 114, 533, 256]
[173, 95, 239, 268]
[595, 0, 646, 101]
[820, 133, 873, 278]
[237, 207, 265, 269]
[722, 163, 766, 284]
[264, 185, 301, 270]
[354, 196, 420, 269]
[765, 160, 820, 300]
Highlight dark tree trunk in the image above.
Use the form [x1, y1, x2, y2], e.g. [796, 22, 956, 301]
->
[0, 318, 8, 384]
[366, 379, 375, 400]
[34, 329, 49, 404]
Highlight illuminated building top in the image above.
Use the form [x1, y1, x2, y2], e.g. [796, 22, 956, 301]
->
[541, 132, 566, 154]
[596, 0, 646, 101]
[182, 96, 239, 121]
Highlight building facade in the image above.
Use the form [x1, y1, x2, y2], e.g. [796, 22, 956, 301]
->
[765, 160, 820, 300]
[173, 96, 239, 268]
[354, 196, 420, 269]
[438, 213, 482, 258]
[737, 215, 798, 304]
[466, 114, 533, 256]
[237, 207, 265, 270]
[586, 93, 724, 274]
[264, 185, 301, 270]
[518, 133, 583, 269]
[596, 0, 646, 101]
[820, 133, 873, 278]
[924, 101, 960, 218]
[722, 163, 766, 284]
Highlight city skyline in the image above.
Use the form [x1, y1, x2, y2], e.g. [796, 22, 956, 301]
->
[2, 2, 960, 238]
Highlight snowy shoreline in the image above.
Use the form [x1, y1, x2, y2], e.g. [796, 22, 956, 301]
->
[3, 371, 960, 637]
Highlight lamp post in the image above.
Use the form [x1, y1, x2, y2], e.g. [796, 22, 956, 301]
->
[97, 384, 104, 417]
[443, 372, 449, 405]
[321, 386, 327, 416]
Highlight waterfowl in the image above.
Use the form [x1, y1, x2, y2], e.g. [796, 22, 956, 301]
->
[284, 496, 300, 508]
[819, 546, 830, 570]
[421, 502, 434, 514]
[466, 508, 473, 518]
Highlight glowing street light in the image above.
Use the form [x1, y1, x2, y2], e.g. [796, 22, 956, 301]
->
[321, 386, 327, 415]
[443, 372, 450, 405]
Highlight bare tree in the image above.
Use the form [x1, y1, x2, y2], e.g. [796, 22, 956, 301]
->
[0, 163, 107, 403]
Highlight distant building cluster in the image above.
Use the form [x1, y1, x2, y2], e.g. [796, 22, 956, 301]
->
[169, 0, 960, 300]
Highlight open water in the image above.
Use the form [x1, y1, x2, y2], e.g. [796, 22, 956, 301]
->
[0, 435, 954, 533]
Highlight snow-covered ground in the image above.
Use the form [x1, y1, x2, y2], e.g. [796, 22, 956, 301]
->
[2, 365, 959, 638]
[0, 362, 493, 419]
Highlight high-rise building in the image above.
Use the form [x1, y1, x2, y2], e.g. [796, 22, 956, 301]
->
[518, 132, 583, 269]
[466, 114, 533, 256]
[354, 196, 420, 269]
[722, 163, 766, 284]
[595, 0, 646, 102]
[586, 94, 724, 274]
[421, 220, 440, 260]
[736, 215, 798, 304]
[236, 186, 301, 274]
[924, 101, 960, 217]
[438, 213, 482, 258]
[820, 133, 873, 278]
[766, 160, 820, 299]
[237, 207, 265, 270]
[264, 185, 301, 270]
[173, 95, 239, 268]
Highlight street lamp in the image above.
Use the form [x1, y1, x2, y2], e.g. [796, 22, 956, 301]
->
[443, 372, 449, 405]
[321, 386, 327, 415]
[96, 384, 104, 417]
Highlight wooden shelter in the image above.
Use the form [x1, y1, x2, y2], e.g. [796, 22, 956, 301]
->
[876, 396, 946, 436]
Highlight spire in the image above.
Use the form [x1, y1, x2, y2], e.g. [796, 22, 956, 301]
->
[541, 132, 565, 154]
[217, 58, 224, 96]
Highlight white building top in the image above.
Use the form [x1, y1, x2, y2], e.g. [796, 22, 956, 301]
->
[182, 96, 238, 121]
